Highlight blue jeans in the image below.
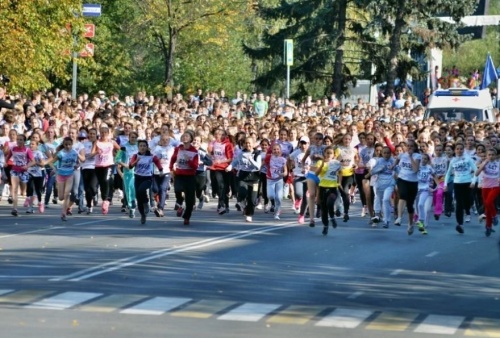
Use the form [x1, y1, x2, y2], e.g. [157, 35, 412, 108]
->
[267, 178, 283, 211]
[44, 168, 57, 205]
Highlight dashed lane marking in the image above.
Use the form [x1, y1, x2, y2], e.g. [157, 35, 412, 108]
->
[315, 308, 373, 328]
[414, 314, 465, 335]
[26, 291, 102, 310]
[119, 296, 191, 315]
[218, 302, 282, 322]
[366, 311, 418, 332]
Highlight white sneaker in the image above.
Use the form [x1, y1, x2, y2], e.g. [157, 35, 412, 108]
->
[264, 204, 269, 213]
[361, 206, 366, 217]
[465, 215, 471, 223]
[204, 195, 210, 203]
[256, 203, 263, 210]
[274, 214, 280, 220]
[245, 216, 252, 222]
[479, 214, 486, 223]
[294, 207, 300, 214]
[394, 217, 402, 226]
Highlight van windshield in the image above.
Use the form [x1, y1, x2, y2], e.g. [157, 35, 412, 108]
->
[425, 108, 484, 122]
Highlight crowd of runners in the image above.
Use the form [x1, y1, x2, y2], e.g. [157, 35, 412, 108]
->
[0, 86, 499, 237]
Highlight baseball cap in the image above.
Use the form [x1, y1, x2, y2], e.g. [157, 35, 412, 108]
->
[299, 136, 310, 143]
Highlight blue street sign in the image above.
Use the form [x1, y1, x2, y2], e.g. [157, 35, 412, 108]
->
[83, 4, 101, 17]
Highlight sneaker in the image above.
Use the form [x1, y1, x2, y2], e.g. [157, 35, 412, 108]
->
[121, 207, 127, 213]
[245, 216, 252, 223]
[140, 214, 146, 225]
[86, 207, 93, 215]
[174, 204, 180, 211]
[322, 226, 328, 236]
[78, 209, 84, 214]
[177, 206, 184, 217]
[129, 208, 135, 218]
[343, 214, 349, 222]
[298, 215, 305, 224]
[407, 224, 414, 235]
[371, 215, 381, 224]
[256, 203, 263, 210]
[204, 195, 209, 203]
[183, 218, 190, 225]
[335, 210, 341, 217]
[330, 218, 337, 229]
[494, 216, 499, 226]
[26, 207, 34, 214]
[217, 207, 226, 215]
[361, 207, 366, 217]
[38, 203, 44, 214]
[486, 227, 492, 237]
[52, 198, 57, 205]
[154, 208, 161, 217]
[274, 213, 280, 220]
[309, 220, 315, 228]
[383, 221, 389, 229]
[225, 207, 230, 214]
[294, 206, 300, 214]
[270, 205, 275, 213]
[421, 228, 428, 235]
[294, 199, 301, 210]
[445, 212, 452, 218]
[23, 197, 30, 208]
[61, 214, 67, 221]
[434, 214, 440, 221]
[465, 215, 471, 223]
[8, 196, 13, 204]
[479, 214, 486, 223]
[417, 221, 425, 232]
[264, 204, 269, 213]
[102, 201, 110, 215]
[456, 224, 464, 234]
[66, 208, 73, 216]
[197, 199, 204, 210]
[11, 209, 18, 217]
[394, 217, 402, 226]
[235, 202, 241, 212]
[315, 208, 321, 219]
[413, 214, 419, 223]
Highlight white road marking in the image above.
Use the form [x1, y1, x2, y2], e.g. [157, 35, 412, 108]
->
[120, 297, 191, 315]
[414, 314, 465, 335]
[0, 289, 14, 296]
[390, 269, 403, 276]
[315, 308, 373, 328]
[425, 251, 439, 258]
[0, 227, 65, 239]
[347, 291, 364, 300]
[26, 291, 102, 310]
[73, 219, 111, 226]
[51, 221, 297, 282]
[218, 303, 281, 322]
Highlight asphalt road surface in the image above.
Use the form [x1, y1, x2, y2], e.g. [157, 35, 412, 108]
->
[0, 194, 499, 338]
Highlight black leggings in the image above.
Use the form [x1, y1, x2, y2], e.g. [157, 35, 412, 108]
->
[354, 172, 367, 206]
[174, 175, 196, 220]
[82, 169, 99, 208]
[27, 175, 44, 202]
[195, 172, 207, 200]
[319, 187, 338, 227]
[339, 175, 355, 214]
[134, 175, 152, 217]
[258, 172, 268, 205]
[239, 179, 259, 216]
[95, 166, 113, 202]
[211, 170, 230, 209]
[397, 178, 418, 214]
[454, 182, 472, 225]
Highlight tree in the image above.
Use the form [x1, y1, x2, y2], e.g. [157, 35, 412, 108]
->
[354, 0, 477, 96]
[0, 0, 82, 93]
[130, 0, 244, 98]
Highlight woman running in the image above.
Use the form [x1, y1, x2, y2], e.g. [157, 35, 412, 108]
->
[26, 139, 46, 214]
[335, 133, 359, 222]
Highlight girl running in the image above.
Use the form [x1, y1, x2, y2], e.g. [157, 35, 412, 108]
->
[335, 133, 359, 222]
[5, 134, 33, 216]
[170, 131, 199, 225]
[315, 146, 342, 236]
[370, 146, 396, 228]
[415, 153, 436, 235]
[48, 137, 86, 221]
[151, 132, 176, 217]
[129, 140, 164, 224]
[431, 144, 448, 220]
[208, 129, 234, 215]
[26, 139, 46, 214]
[476, 148, 500, 237]
[115, 131, 139, 218]
[193, 134, 213, 210]
[265, 143, 288, 220]
[444, 143, 477, 234]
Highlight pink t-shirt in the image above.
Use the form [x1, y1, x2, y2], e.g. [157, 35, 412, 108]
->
[11, 146, 34, 172]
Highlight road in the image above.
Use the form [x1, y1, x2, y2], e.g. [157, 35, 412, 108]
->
[0, 195, 499, 338]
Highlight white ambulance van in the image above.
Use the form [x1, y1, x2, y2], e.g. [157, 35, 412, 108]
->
[424, 88, 495, 123]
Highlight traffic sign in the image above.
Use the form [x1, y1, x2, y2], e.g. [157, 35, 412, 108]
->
[284, 39, 293, 66]
[83, 4, 101, 17]
[79, 43, 95, 57]
[83, 24, 95, 38]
